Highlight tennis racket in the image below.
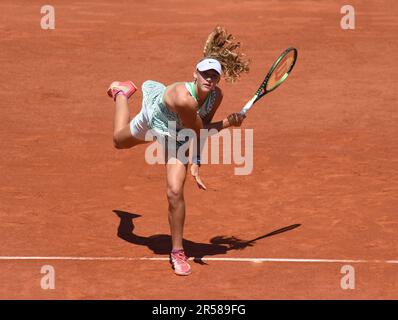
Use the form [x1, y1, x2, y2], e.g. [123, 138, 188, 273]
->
[240, 47, 297, 115]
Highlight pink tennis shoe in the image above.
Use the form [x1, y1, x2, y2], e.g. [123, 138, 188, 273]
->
[107, 80, 137, 101]
[170, 250, 191, 276]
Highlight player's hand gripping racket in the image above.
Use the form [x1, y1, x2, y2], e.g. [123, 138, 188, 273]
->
[240, 47, 298, 115]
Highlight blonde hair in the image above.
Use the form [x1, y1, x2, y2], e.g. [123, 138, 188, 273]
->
[202, 26, 250, 83]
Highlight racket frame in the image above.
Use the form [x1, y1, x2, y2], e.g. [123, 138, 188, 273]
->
[240, 47, 297, 115]
[253, 47, 297, 104]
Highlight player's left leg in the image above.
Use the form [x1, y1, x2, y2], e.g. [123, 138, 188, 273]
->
[108, 81, 148, 149]
[113, 95, 148, 149]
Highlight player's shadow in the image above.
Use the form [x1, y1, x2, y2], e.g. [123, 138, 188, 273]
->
[114, 210, 300, 264]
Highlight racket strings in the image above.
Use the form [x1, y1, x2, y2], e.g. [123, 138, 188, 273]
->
[266, 50, 296, 91]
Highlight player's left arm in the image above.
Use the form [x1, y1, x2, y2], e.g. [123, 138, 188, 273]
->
[190, 88, 244, 190]
[189, 88, 224, 191]
[202, 87, 223, 127]
[202, 88, 245, 130]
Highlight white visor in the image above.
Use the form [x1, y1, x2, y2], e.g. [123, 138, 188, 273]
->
[196, 58, 222, 75]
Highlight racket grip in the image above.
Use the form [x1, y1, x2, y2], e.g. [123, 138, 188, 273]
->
[240, 96, 256, 115]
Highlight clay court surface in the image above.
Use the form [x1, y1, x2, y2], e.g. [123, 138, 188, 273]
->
[1, 0, 397, 299]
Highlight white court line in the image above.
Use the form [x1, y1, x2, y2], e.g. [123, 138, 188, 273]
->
[0, 256, 397, 264]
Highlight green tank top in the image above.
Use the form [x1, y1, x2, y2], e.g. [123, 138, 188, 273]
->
[148, 81, 217, 144]
[184, 82, 216, 118]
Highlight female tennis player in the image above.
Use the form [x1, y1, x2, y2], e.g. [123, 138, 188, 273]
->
[107, 26, 250, 276]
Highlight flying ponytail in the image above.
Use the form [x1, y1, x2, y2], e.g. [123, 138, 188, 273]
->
[202, 25, 250, 83]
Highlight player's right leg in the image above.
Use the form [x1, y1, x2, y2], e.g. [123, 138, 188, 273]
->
[166, 156, 191, 276]
[108, 81, 148, 149]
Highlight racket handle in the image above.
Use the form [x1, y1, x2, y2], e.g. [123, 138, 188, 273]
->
[240, 96, 256, 115]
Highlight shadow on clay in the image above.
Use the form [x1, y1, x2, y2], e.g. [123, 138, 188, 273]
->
[113, 210, 301, 265]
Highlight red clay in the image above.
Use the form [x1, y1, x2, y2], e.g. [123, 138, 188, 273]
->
[0, 0, 397, 299]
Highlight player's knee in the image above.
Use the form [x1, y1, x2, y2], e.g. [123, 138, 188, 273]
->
[113, 134, 125, 149]
[113, 139, 120, 149]
[113, 140, 123, 149]
[167, 186, 183, 205]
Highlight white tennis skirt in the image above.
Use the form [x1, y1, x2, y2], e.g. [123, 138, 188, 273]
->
[129, 80, 166, 141]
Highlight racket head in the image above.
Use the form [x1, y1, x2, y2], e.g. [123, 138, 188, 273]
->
[256, 47, 298, 100]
